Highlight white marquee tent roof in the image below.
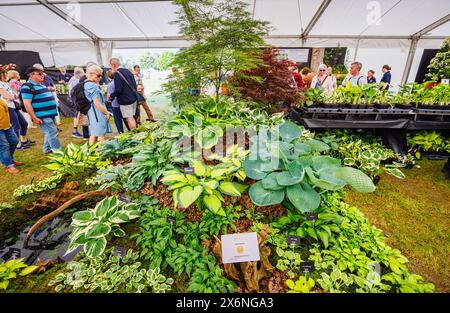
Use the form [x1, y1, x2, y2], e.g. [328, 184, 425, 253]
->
[1, 0, 449, 86]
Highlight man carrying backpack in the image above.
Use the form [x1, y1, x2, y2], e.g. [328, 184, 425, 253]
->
[20, 67, 61, 154]
[108, 58, 138, 130]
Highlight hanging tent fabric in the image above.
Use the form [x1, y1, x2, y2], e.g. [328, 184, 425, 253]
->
[0, 0, 449, 87]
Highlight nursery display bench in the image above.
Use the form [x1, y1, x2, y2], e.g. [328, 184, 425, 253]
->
[291, 107, 450, 155]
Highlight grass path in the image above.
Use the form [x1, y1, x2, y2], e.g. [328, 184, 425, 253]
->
[346, 159, 450, 292]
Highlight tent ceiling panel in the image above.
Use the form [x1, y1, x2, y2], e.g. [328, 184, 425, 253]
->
[55, 3, 146, 38]
[361, 0, 450, 36]
[0, 4, 89, 40]
[119, 2, 180, 37]
[252, 0, 322, 36]
[0, 0, 37, 4]
[310, 0, 450, 37]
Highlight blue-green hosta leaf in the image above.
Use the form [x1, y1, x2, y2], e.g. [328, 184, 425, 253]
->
[84, 237, 107, 258]
[249, 181, 285, 206]
[218, 182, 242, 197]
[177, 185, 203, 208]
[196, 125, 223, 149]
[86, 223, 111, 239]
[279, 121, 302, 143]
[305, 139, 330, 153]
[203, 194, 225, 216]
[312, 156, 341, 172]
[294, 143, 312, 156]
[261, 172, 284, 190]
[276, 171, 303, 186]
[286, 182, 321, 212]
[278, 141, 300, 160]
[72, 210, 94, 225]
[287, 160, 305, 179]
[242, 158, 272, 180]
[333, 167, 376, 193]
[305, 167, 345, 190]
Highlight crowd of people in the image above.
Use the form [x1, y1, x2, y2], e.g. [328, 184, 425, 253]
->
[0, 57, 393, 174]
[0, 57, 155, 174]
[290, 61, 392, 94]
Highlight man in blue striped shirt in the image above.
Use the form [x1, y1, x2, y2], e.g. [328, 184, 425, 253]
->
[21, 67, 61, 153]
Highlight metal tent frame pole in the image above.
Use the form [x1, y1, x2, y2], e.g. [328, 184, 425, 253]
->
[36, 0, 103, 65]
[401, 13, 450, 84]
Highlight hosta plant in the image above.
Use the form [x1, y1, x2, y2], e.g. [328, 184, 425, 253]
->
[161, 159, 247, 216]
[123, 139, 176, 191]
[45, 143, 99, 176]
[0, 259, 37, 290]
[286, 276, 315, 293]
[407, 131, 450, 157]
[243, 121, 375, 213]
[49, 248, 173, 293]
[13, 174, 63, 198]
[66, 196, 140, 258]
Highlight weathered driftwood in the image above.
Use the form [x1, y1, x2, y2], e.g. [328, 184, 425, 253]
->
[23, 190, 108, 248]
[212, 224, 274, 292]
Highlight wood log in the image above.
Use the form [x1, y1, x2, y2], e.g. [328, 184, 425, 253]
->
[23, 190, 108, 248]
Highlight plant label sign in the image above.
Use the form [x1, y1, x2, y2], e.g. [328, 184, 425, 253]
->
[184, 167, 195, 175]
[306, 213, 318, 221]
[300, 261, 315, 273]
[118, 194, 131, 203]
[221, 232, 260, 264]
[287, 235, 302, 245]
[167, 216, 176, 225]
[113, 246, 127, 257]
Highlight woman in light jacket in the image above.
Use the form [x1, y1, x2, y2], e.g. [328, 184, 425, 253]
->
[311, 64, 335, 94]
[84, 65, 111, 144]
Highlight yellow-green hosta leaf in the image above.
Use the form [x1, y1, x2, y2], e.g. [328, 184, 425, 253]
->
[202, 180, 219, 190]
[210, 167, 232, 178]
[20, 265, 38, 276]
[167, 182, 188, 190]
[161, 174, 187, 184]
[178, 186, 203, 208]
[235, 169, 246, 181]
[173, 189, 180, 208]
[203, 194, 224, 216]
[218, 182, 242, 196]
[191, 159, 206, 176]
[185, 174, 199, 185]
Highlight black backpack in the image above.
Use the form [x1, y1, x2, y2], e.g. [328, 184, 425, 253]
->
[17, 82, 35, 112]
[70, 79, 91, 115]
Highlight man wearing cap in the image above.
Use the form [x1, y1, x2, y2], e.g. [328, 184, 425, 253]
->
[20, 67, 61, 154]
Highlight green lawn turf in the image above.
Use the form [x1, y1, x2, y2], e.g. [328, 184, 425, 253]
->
[345, 159, 450, 292]
[0, 118, 77, 204]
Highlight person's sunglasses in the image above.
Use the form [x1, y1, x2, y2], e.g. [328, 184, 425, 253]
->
[96, 74, 102, 78]
[319, 69, 326, 72]
[34, 72, 44, 76]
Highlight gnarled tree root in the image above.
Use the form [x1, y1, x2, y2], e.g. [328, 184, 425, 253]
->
[23, 190, 108, 248]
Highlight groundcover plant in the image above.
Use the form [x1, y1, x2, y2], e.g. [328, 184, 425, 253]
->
[1, 98, 436, 293]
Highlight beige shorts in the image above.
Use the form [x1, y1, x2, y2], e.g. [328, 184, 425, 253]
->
[119, 102, 137, 118]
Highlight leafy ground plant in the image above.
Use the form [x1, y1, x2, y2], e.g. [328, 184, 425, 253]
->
[0, 259, 37, 290]
[161, 159, 247, 216]
[45, 143, 100, 176]
[66, 196, 140, 258]
[49, 248, 173, 293]
[13, 174, 63, 198]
